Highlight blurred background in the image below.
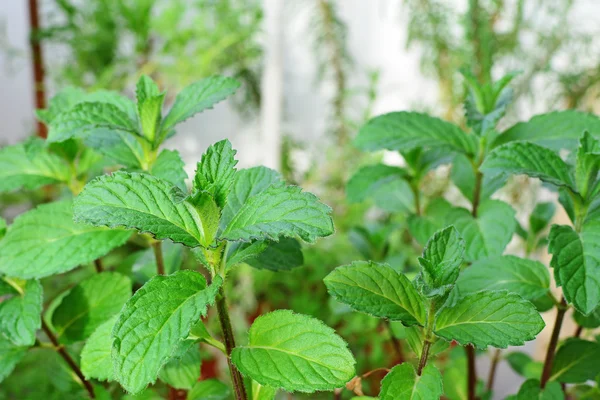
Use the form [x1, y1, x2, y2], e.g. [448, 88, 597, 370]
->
[1, 1, 600, 399]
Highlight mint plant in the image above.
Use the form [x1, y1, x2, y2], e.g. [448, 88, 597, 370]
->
[336, 71, 600, 399]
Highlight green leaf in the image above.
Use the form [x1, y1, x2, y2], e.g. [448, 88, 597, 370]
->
[0, 279, 42, 346]
[324, 261, 425, 325]
[482, 142, 575, 189]
[48, 102, 138, 143]
[160, 76, 240, 136]
[417, 226, 465, 297]
[515, 379, 564, 400]
[575, 132, 600, 198]
[548, 223, 600, 315]
[408, 199, 454, 246]
[0, 337, 27, 382]
[245, 238, 304, 272]
[51, 272, 131, 343]
[0, 200, 131, 279]
[83, 128, 145, 168]
[404, 326, 449, 360]
[251, 380, 277, 400]
[136, 76, 160, 105]
[36, 87, 86, 124]
[139, 94, 165, 144]
[354, 112, 477, 156]
[456, 256, 550, 301]
[188, 379, 231, 400]
[112, 271, 221, 394]
[574, 307, 600, 328]
[193, 139, 238, 208]
[158, 344, 201, 390]
[130, 241, 183, 284]
[231, 310, 355, 393]
[221, 183, 334, 244]
[150, 149, 188, 191]
[446, 200, 516, 262]
[379, 363, 443, 400]
[530, 202, 556, 235]
[346, 164, 414, 212]
[81, 316, 117, 382]
[0, 143, 70, 192]
[451, 153, 506, 202]
[506, 352, 543, 379]
[74, 172, 213, 248]
[494, 110, 600, 151]
[550, 339, 600, 383]
[434, 290, 545, 348]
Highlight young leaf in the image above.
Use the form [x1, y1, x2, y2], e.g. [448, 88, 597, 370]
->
[220, 166, 282, 229]
[74, 172, 213, 247]
[548, 223, 600, 315]
[83, 128, 146, 169]
[550, 339, 600, 383]
[139, 94, 165, 144]
[573, 307, 600, 328]
[193, 139, 238, 208]
[0, 143, 70, 192]
[160, 76, 240, 137]
[324, 261, 425, 325]
[0, 279, 42, 346]
[231, 310, 355, 393]
[575, 132, 600, 198]
[530, 202, 556, 235]
[244, 238, 304, 272]
[481, 142, 575, 189]
[48, 102, 138, 143]
[456, 255, 550, 301]
[0, 337, 27, 382]
[220, 184, 334, 243]
[346, 164, 414, 212]
[251, 380, 277, 400]
[188, 379, 231, 400]
[51, 272, 131, 343]
[80, 316, 117, 382]
[417, 226, 465, 297]
[514, 379, 564, 400]
[112, 271, 221, 394]
[408, 198, 454, 246]
[446, 200, 516, 262]
[379, 363, 443, 400]
[494, 110, 600, 150]
[150, 149, 188, 191]
[158, 345, 201, 390]
[434, 290, 545, 348]
[0, 200, 131, 279]
[354, 112, 477, 156]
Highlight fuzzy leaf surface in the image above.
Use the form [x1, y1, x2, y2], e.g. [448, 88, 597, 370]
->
[0, 279, 42, 346]
[0, 200, 131, 279]
[112, 271, 221, 394]
[231, 310, 355, 393]
[245, 238, 304, 272]
[193, 139, 238, 208]
[379, 363, 443, 400]
[324, 261, 425, 325]
[434, 290, 545, 348]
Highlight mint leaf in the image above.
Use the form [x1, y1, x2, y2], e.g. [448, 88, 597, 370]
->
[220, 166, 282, 228]
[0, 279, 42, 346]
[417, 226, 464, 297]
[245, 238, 304, 272]
[158, 344, 201, 390]
[405, 327, 449, 360]
[451, 153, 506, 202]
[150, 149, 188, 191]
[221, 183, 334, 243]
[0, 200, 131, 279]
[36, 87, 86, 124]
[379, 363, 443, 400]
[530, 202, 556, 235]
[0, 337, 27, 382]
[506, 352, 543, 379]
[515, 379, 564, 400]
[408, 199, 454, 245]
[446, 200, 516, 262]
[74, 172, 213, 247]
[456, 256, 550, 301]
[231, 310, 355, 392]
[494, 110, 600, 150]
[251, 380, 277, 400]
[193, 139, 238, 208]
[51, 272, 131, 343]
[550, 339, 600, 383]
[324, 261, 425, 325]
[354, 112, 477, 155]
[160, 76, 240, 136]
[112, 271, 221, 394]
[574, 307, 600, 328]
[346, 164, 414, 212]
[48, 102, 138, 143]
[575, 132, 600, 198]
[482, 142, 575, 189]
[83, 128, 145, 168]
[0, 143, 70, 192]
[80, 316, 117, 382]
[434, 290, 545, 348]
[188, 379, 231, 400]
[548, 223, 600, 314]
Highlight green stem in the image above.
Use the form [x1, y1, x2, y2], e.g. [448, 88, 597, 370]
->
[216, 287, 248, 400]
[152, 241, 165, 275]
[540, 297, 568, 388]
[410, 180, 422, 216]
[418, 301, 437, 376]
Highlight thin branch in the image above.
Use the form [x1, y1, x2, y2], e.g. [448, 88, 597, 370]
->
[152, 241, 165, 275]
[93, 259, 104, 273]
[486, 349, 502, 392]
[540, 297, 568, 388]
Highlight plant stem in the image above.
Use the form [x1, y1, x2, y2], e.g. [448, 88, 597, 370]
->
[486, 349, 501, 392]
[417, 340, 432, 376]
[215, 287, 248, 400]
[27, 0, 47, 138]
[411, 180, 422, 216]
[466, 345, 478, 400]
[94, 259, 104, 273]
[152, 241, 165, 275]
[574, 325, 583, 338]
[540, 297, 568, 388]
[471, 170, 483, 218]
[418, 301, 437, 376]
[41, 320, 95, 398]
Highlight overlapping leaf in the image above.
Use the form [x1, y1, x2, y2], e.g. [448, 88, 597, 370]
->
[346, 164, 414, 212]
[550, 339, 600, 383]
[0, 279, 42, 346]
[0, 337, 27, 382]
[80, 316, 117, 382]
[379, 364, 443, 400]
[193, 139, 238, 208]
[150, 149, 188, 191]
